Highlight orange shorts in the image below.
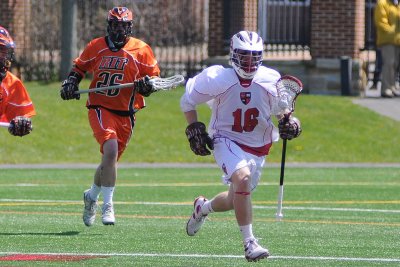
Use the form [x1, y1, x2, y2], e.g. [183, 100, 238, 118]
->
[88, 107, 135, 160]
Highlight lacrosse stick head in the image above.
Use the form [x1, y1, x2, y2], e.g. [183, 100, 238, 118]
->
[148, 75, 185, 91]
[272, 75, 303, 117]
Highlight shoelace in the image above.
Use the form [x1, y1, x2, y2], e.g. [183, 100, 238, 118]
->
[103, 204, 113, 215]
[85, 196, 97, 212]
[90, 205, 96, 212]
[195, 214, 206, 222]
[244, 239, 259, 251]
[104, 209, 112, 215]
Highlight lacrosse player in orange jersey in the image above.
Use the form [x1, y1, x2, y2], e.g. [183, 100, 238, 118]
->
[0, 26, 35, 137]
[60, 7, 160, 226]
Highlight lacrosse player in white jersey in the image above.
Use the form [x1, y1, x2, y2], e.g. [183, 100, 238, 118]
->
[180, 31, 302, 262]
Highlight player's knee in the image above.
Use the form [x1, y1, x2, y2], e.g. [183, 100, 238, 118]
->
[235, 166, 251, 178]
[102, 140, 119, 162]
[231, 167, 251, 191]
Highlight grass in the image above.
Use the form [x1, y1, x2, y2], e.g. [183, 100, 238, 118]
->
[0, 167, 399, 266]
[1, 79, 399, 266]
[0, 80, 400, 163]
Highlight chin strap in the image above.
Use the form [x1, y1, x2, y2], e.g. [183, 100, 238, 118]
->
[0, 59, 11, 82]
[0, 70, 6, 82]
[238, 77, 252, 87]
[106, 36, 122, 52]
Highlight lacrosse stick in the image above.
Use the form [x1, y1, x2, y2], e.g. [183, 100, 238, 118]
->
[76, 74, 185, 94]
[0, 122, 9, 128]
[273, 75, 303, 221]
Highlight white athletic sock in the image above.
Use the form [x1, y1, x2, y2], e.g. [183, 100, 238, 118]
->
[89, 184, 101, 200]
[240, 224, 255, 242]
[101, 186, 115, 205]
[201, 200, 214, 215]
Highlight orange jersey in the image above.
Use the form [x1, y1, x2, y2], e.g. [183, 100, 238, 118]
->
[0, 71, 36, 122]
[73, 37, 160, 112]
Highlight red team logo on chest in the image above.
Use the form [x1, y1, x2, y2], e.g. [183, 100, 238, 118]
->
[240, 92, 251, 105]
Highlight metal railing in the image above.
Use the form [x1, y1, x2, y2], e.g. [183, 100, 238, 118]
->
[6, 0, 209, 81]
[364, 0, 377, 50]
[258, 0, 311, 59]
[4, 1, 377, 82]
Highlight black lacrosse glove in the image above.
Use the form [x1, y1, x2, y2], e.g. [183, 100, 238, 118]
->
[134, 75, 155, 97]
[8, 116, 32, 137]
[60, 72, 82, 100]
[185, 122, 214, 156]
[278, 116, 302, 140]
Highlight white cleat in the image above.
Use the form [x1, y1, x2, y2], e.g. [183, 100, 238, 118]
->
[186, 196, 208, 236]
[102, 202, 115, 225]
[83, 189, 98, 227]
[244, 238, 270, 262]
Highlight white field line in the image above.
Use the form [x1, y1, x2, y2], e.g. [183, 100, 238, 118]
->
[0, 252, 399, 263]
[1, 162, 400, 169]
[1, 199, 400, 214]
[2, 181, 400, 187]
[252, 205, 400, 214]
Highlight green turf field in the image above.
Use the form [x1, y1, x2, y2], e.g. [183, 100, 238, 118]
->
[1, 81, 400, 163]
[1, 81, 400, 265]
[0, 167, 399, 266]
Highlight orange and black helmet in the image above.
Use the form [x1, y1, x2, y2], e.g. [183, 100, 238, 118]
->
[107, 6, 133, 22]
[0, 26, 15, 79]
[107, 7, 133, 48]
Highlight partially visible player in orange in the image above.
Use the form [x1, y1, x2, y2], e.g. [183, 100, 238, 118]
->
[60, 7, 160, 226]
[0, 26, 35, 137]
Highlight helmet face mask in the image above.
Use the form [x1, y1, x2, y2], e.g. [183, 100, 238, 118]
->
[108, 20, 132, 46]
[107, 7, 133, 48]
[0, 26, 15, 79]
[231, 49, 262, 75]
[230, 31, 264, 80]
[0, 46, 14, 68]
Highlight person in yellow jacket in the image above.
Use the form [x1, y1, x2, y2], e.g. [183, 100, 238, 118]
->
[374, 0, 400, 97]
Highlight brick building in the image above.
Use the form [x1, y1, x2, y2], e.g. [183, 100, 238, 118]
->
[208, 0, 367, 95]
[1, 0, 371, 94]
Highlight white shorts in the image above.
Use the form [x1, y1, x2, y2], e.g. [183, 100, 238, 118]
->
[213, 137, 266, 191]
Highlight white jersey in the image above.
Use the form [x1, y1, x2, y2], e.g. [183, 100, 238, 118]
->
[181, 65, 281, 154]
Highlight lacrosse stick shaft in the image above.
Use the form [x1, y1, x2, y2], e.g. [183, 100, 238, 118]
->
[279, 135, 288, 187]
[76, 83, 135, 94]
[274, 75, 302, 221]
[0, 122, 10, 128]
[276, 185, 284, 220]
[276, 138, 287, 221]
[75, 75, 185, 94]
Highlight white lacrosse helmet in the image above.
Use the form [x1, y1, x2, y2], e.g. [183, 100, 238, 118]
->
[229, 31, 264, 80]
